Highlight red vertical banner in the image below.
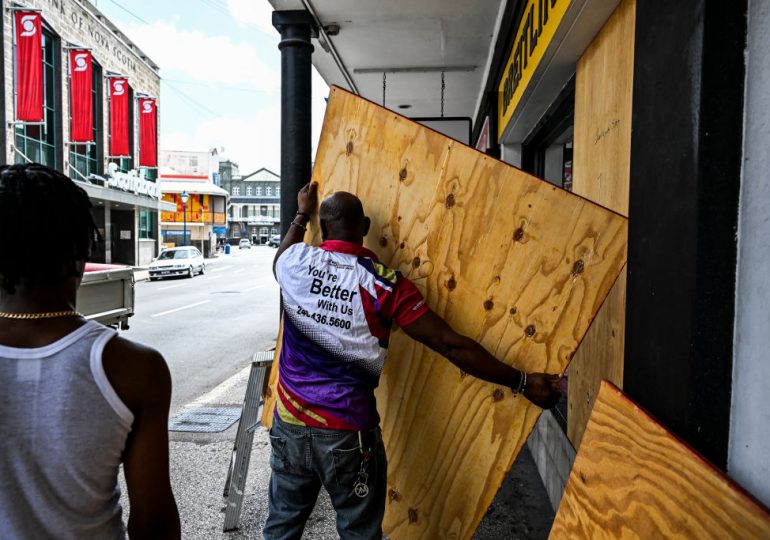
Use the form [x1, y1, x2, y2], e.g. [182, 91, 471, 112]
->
[69, 50, 92, 142]
[109, 78, 129, 156]
[15, 11, 43, 122]
[139, 98, 157, 167]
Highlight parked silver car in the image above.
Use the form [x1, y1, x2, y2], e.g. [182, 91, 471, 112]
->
[149, 247, 205, 280]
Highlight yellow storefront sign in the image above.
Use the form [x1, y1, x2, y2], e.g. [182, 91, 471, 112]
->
[498, 0, 572, 138]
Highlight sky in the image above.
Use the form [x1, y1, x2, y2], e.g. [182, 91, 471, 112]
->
[89, 0, 329, 175]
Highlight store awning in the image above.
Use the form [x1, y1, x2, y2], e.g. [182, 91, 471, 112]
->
[160, 181, 230, 198]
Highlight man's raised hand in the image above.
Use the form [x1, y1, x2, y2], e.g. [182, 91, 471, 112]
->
[298, 181, 319, 216]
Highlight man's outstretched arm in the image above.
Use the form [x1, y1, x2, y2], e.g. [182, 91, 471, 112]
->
[273, 181, 318, 275]
[402, 309, 561, 409]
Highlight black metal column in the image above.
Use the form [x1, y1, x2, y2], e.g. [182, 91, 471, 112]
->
[624, 0, 747, 468]
[273, 11, 316, 238]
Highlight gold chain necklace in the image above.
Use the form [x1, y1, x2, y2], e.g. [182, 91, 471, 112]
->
[0, 311, 83, 320]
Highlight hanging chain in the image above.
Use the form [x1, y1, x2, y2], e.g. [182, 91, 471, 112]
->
[382, 72, 387, 108]
[440, 71, 446, 117]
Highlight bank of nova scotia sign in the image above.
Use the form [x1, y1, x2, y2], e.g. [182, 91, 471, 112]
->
[104, 162, 160, 199]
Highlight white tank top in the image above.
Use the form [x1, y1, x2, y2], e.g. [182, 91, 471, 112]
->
[0, 320, 133, 539]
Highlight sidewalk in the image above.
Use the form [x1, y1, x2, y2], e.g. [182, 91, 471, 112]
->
[121, 366, 555, 539]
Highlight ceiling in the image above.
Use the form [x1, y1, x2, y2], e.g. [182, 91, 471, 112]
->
[268, 0, 505, 119]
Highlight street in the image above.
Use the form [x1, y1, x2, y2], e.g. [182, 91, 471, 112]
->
[126, 246, 280, 413]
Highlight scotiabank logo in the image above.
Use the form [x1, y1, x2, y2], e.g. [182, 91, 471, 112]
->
[142, 101, 153, 114]
[73, 53, 89, 72]
[20, 15, 37, 37]
[113, 80, 125, 96]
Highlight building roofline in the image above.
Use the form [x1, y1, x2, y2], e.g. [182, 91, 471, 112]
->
[79, 0, 160, 72]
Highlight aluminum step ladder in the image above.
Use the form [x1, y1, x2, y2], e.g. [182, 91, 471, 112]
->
[222, 351, 273, 531]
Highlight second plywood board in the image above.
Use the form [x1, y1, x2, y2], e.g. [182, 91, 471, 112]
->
[263, 87, 628, 539]
[551, 381, 770, 539]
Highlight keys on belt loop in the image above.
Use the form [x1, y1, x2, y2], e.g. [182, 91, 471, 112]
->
[353, 430, 372, 498]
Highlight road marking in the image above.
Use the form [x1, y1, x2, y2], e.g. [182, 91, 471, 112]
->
[158, 283, 186, 291]
[210, 265, 232, 273]
[205, 275, 223, 281]
[151, 300, 211, 318]
[242, 285, 265, 292]
[233, 268, 245, 274]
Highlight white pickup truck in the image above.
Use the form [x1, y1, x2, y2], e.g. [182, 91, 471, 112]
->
[76, 263, 135, 330]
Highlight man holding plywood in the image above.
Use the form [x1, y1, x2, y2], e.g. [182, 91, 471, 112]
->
[264, 181, 561, 540]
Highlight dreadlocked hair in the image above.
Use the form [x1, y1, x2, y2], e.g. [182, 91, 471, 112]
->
[0, 163, 101, 295]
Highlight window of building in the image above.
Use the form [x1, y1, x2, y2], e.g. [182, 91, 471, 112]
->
[108, 84, 133, 173]
[260, 205, 268, 216]
[233, 186, 240, 196]
[69, 61, 103, 181]
[256, 186, 262, 196]
[266, 186, 272, 196]
[241, 206, 248, 218]
[15, 27, 61, 169]
[246, 186, 252, 196]
[138, 209, 155, 239]
[276, 186, 280, 197]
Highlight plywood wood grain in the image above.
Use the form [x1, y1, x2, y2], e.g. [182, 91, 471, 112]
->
[263, 87, 628, 539]
[551, 381, 770, 539]
[569, 0, 635, 450]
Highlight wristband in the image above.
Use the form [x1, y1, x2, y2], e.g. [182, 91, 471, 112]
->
[513, 371, 527, 394]
[291, 220, 307, 231]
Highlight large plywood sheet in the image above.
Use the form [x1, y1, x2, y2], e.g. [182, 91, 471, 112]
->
[569, 0, 635, 450]
[552, 381, 770, 539]
[263, 87, 628, 539]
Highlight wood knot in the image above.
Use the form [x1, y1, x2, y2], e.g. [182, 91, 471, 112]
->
[388, 488, 401, 503]
[397, 216, 402, 221]
[412, 257, 421, 269]
[379, 237, 388, 247]
[509, 307, 517, 315]
[345, 141, 353, 155]
[492, 389, 505, 402]
[408, 508, 418, 524]
[446, 276, 456, 290]
[572, 259, 585, 277]
[514, 227, 524, 242]
[400, 242, 405, 249]
[483, 299, 494, 311]
[445, 193, 455, 208]
[524, 325, 536, 337]
[399, 168, 408, 181]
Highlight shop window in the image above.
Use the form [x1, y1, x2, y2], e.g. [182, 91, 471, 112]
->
[108, 85, 134, 173]
[246, 185, 252, 196]
[256, 186, 262, 196]
[138, 209, 155, 239]
[233, 186, 240, 196]
[69, 62, 103, 181]
[522, 78, 575, 192]
[15, 28, 61, 169]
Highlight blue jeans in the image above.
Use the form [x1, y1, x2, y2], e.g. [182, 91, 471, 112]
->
[263, 417, 387, 540]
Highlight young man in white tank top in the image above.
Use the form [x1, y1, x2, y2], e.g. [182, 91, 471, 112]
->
[0, 164, 180, 539]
